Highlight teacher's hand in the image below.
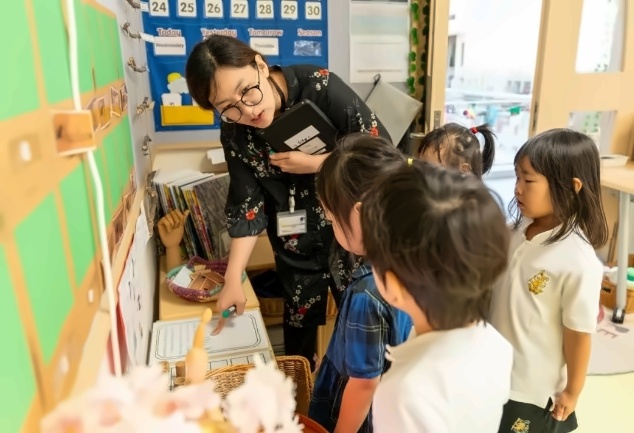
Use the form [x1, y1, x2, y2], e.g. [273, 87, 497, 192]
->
[269, 151, 329, 174]
[212, 279, 247, 335]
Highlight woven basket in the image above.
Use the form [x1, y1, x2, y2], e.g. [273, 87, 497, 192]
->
[205, 356, 313, 416]
[166, 257, 228, 303]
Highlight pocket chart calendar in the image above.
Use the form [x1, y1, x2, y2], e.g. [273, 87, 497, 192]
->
[148, 310, 274, 368]
[141, 0, 328, 131]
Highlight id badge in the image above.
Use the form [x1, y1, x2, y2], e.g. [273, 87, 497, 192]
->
[277, 210, 308, 237]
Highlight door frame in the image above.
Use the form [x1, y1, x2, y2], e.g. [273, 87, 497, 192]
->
[531, 0, 634, 158]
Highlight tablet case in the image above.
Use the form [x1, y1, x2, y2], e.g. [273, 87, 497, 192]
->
[256, 99, 338, 154]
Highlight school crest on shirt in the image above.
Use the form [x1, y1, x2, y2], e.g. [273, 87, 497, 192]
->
[527, 270, 549, 295]
[511, 418, 530, 432]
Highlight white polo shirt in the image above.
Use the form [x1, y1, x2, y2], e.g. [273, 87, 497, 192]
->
[489, 220, 602, 407]
[372, 323, 513, 433]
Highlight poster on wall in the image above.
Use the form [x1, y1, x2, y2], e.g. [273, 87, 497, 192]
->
[141, 0, 329, 132]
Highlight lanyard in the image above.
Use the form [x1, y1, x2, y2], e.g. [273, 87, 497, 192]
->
[288, 186, 296, 213]
[270, 69, 293, 213]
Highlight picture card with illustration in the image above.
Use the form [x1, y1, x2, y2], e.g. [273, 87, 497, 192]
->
[113, 206, 125, 247]
[86, 98, 101, 131]
[111, 87, 122, 117]
[97, 96, 111, 130]
[52, 110, 96, 156]
[120, 83, 128, 112]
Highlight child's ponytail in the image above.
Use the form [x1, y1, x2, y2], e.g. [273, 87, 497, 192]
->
[472, 124, 496, 175]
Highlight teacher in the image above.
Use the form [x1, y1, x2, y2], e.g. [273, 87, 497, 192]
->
[185, 35, 388, 369]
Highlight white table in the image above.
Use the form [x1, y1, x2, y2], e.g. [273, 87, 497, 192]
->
[601, 163, 634, 323]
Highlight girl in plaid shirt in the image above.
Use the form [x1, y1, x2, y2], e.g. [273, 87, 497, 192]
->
[308, 133, 412, 433]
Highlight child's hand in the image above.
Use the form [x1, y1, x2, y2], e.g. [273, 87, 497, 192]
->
[552, 389, 579, 421]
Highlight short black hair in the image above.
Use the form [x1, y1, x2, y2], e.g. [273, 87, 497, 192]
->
[361, 161, 509, 330]
[186, 35, 264, 111]
[317, 133, 405, 235]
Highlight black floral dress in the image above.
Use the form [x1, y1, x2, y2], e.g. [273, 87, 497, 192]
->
[221, 65, 388, 328]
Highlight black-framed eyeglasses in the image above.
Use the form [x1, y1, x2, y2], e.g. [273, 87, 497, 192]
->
[218, 66, 263, 123]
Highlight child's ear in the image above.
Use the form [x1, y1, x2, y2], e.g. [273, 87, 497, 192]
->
[353, 201, 362, 215]
[572, 177, 583, 194]
[384, 270, 407, 305]
[460, 162, 472, 174]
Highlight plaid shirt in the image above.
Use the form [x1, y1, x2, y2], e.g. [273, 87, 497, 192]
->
[309, 265, 412, 432]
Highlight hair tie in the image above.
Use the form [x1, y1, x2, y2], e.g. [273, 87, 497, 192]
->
[407, 157, 414, 166]
[470, 127, 478, 134]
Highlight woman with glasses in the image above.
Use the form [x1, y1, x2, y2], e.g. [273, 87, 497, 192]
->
[185, 35, 388, 369]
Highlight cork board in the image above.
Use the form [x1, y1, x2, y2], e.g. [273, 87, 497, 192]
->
[0, 0, 136, 430]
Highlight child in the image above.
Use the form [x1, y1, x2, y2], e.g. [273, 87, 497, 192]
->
[362, 160, 513, 432]
[308, 133, 413, 433]
[416, 122, 496, 178]
[489, 128, 609, 433]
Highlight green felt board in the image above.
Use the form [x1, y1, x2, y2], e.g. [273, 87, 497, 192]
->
[0, 2, 40, 120]
[0, 246, 37, 433]
[119, 116, 135, 172]
[111, 16, 124, 79]
[32, 0, 72, 104]
[60, 162, 96, 287]
[14, 194, 74, 363]
[85, 5, 100, 65]
[114, 119, 133, 188]
[90, 9, 117, 88]
[75, 0, 95, 93]
[98, 13, 119, 85]
[86, 6, 107, 88]
[94, 145, 113, 221]
[103, 130, 123, 205]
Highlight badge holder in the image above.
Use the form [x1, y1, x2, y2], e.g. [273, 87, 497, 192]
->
[277, 187, 307, 237]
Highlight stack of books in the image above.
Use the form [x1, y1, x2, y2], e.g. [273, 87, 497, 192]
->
[153, 169, 230, 260]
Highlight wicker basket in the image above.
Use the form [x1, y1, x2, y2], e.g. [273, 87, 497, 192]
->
[205, 356, 313, 416]
[166, 257, 247, 303]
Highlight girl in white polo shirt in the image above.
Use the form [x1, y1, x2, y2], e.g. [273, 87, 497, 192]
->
[490, 128, 609, 433]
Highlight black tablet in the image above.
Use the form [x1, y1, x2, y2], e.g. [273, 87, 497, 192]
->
[256, 99, 338, 155]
